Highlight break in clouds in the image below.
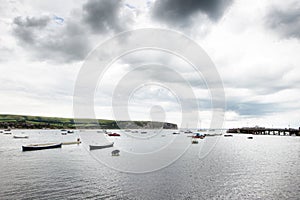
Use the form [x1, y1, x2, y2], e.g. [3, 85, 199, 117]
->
[1, 0, 300, 127]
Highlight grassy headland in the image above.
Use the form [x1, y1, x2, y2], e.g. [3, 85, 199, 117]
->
[0, 114, 177, 129]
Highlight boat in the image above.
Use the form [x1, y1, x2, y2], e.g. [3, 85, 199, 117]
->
[224, 134, 233, 137]
[247, 136, 253, 139]
[108, 133, 120, 137]
[131, 130, 138, 133]
[140, 131, 147, 134]
[22, 143, 62, 151]
[172, 132, 180, 135]
[89, 142, 114, 150]
[13, 135, 29, 139]
[184, 130, 193, 134]
[192, 140, 198, 144]
[192, 133, 205, 139]
[205, 133, 222, 136]
[67, 130, 74, 134]
[61, 132, 67, 135]
[111, 149, 120, 156]
[3, 131, 12, 134]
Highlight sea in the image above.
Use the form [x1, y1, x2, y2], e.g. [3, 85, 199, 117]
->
[0, 129, 299, 199]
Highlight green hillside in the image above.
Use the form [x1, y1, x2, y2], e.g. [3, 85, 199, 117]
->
[0, 114, 177, 129]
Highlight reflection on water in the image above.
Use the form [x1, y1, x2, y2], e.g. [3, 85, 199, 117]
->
[0, 129, 299, 199]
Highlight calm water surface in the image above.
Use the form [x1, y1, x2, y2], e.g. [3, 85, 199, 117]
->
[0, 129, 299, 199]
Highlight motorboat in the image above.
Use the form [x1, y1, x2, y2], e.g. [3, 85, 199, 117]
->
[108, 133, 120, 137]
[192, 133, 205, 139]
[111, 149, 120, 156]
[192, 140, 198, 144]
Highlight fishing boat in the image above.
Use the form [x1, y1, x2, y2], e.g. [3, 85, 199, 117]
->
[22, 143, 62, 151]
[89, 142, 114, 150]
[13, 135, 29, 139]
[111, 149, 120, 156]
[108, 133, 120, 137]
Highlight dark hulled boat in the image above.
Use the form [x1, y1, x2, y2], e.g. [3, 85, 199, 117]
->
[22, 143, 62, 151]
[108, 133, 120, 137]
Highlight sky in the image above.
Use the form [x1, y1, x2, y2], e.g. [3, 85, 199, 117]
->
[0, 0, 300, 128]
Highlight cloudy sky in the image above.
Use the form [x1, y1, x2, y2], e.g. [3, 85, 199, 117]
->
[0, 0, 300, 128]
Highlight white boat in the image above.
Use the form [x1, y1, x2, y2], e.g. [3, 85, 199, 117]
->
[13, 135, 29, 139]
[3, 131, 12, 134]
[89, 142, 114, 150]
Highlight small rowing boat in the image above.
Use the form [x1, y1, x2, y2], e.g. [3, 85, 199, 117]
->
[89, 142, 114, 150]
[13, 135, 29, 139]
[22, 143, 62, 151]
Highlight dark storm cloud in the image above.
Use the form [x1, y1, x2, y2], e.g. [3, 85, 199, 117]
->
[12, 15, 90, 63]
[12, 16, 50, 43]
[152, 0, 233, 27]
[13, 16, 50, 28]
[82, 0, 126, 33]
[266, 5, 300, 39]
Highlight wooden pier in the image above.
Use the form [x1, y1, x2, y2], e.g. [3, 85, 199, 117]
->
[227, 127, 300, 136]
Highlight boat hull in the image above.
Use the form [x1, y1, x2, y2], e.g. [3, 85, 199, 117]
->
[89, 143, 114, 150]
[22, 143, 62, 151]
[13, 135, 28, 139]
